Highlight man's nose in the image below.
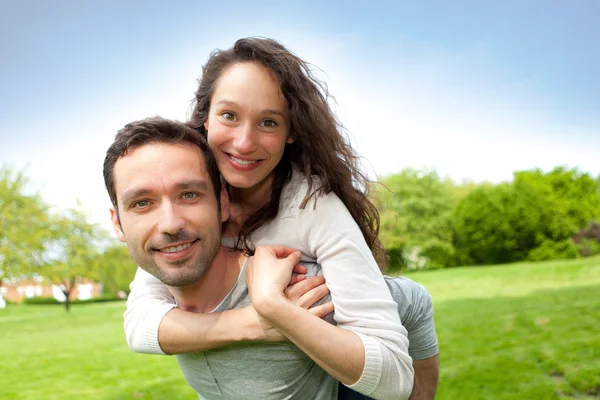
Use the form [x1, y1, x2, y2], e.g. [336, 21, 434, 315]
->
[157, 202, 185, 235]
[232, 123, 258, 154]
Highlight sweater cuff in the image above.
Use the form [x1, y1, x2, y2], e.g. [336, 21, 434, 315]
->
[346, 332, 382, 396]
[144, 302, 177, 355]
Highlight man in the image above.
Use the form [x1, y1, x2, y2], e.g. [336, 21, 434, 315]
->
[104, 117, 438, 399]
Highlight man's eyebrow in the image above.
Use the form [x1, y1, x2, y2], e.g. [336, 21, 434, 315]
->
[216, 100, 285, 119]
[120, 188, 153, 206]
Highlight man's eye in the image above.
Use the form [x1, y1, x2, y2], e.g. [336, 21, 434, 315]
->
[133, 200, 150, 208]
[259, 119, 277, 128]
[182, 192, 198, 200]
[222, 112, 236, 121]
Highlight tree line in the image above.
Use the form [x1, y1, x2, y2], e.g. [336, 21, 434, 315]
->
[376, 166, 600, 271]
[0, 167, 135, 311]
[2, 164, 599, 310]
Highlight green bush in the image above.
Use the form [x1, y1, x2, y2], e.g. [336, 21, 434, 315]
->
[526, 239, 581, 261]
[577, 238, 600, 257]
[23, 294, 124, 305]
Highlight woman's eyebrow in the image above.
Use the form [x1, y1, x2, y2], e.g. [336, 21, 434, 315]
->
[216, 99, 285, 118]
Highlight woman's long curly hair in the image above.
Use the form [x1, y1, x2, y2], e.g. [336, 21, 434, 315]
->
[188, 37, 388, 270]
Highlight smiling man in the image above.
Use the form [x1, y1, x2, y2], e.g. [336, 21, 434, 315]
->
[103, 117, 438, 399]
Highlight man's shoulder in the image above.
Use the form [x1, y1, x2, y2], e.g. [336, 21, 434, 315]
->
[384, 276, 433, 322]
[384, 276, 429, 302]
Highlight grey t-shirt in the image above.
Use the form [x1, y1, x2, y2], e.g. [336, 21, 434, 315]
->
[384, 276, 438, 361]
[176, 262, 438, 400]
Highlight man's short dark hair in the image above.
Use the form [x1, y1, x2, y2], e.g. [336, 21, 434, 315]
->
[103, 117, 221, 211]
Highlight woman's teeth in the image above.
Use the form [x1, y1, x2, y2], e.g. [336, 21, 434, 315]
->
[230, 155, 258, 165]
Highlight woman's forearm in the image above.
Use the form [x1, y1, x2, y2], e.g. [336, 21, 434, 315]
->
[255, 295, 365, 385]
[158, 307, 256, 354]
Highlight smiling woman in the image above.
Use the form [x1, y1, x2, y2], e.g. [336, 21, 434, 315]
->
[203, 61, 293, 204]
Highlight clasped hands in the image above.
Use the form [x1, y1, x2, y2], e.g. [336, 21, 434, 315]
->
[243, 245, 334, 342]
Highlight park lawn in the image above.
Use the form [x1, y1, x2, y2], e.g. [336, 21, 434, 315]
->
[1, 255, 599, 399]
[404, 255, 600, 400]
[0, 301, 196, 400]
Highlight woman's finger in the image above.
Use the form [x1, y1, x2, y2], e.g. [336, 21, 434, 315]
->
[297, 282, 330, 308]
[292, 264, 308, 275]
[289, 273, 306, 285]
[308, 301, 335, 319]
[284, 275, 326, 300]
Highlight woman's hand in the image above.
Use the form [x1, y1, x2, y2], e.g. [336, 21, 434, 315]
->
[244, 270, 334, 341]
[246, 245, 334, 319]
[246, 245, 301, 314]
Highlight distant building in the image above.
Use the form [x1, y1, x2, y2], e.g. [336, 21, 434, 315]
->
[0, 277, 103, 304]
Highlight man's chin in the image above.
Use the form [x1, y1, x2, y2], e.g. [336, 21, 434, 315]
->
[157, 269, 202, 287]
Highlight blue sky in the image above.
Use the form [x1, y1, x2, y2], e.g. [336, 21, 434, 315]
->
[1, 0, 598, 232]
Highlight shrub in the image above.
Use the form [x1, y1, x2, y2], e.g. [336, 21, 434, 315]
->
[23, 294, 124, 305]
[526, 239, 581, 261]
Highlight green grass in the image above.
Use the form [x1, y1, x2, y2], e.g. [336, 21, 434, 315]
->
[404, 256, 600, 399]
[0, 301, 196, 400]
[1, 256, 599, 399]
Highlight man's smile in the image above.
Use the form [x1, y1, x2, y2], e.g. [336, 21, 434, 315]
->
[153, 239, 199, 261]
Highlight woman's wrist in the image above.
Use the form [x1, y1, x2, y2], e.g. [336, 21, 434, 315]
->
[253, 292, 291, 321]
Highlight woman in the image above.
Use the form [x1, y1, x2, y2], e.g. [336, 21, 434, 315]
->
[125, 37, 413, 399]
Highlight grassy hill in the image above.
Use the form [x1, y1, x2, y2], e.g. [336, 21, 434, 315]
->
[2, 256, 599, 399]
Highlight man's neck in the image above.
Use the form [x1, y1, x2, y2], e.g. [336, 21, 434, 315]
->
[168, 247, 246, 313]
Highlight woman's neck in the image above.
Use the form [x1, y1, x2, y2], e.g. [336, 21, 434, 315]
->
[228, 173, 274, 220]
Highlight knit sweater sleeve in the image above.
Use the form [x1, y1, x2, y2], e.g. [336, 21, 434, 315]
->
[296, 191, 414, 399]
[123, 267, 176, 355]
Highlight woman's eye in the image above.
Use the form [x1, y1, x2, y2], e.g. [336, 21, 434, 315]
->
[259, 119, 278, 128]
[222, 112, 236, 121]
[182, 192, 198, 200]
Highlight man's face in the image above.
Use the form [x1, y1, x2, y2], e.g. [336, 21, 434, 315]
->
[110, 142, 227, 287]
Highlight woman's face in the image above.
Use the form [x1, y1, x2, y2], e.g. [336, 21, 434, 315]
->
[204, 62, 293, 194]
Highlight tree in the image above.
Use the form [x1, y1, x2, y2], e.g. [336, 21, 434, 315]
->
[96, 243, 138, 295]
[0, 166, 55, 283]
[453, 167, 600, 265]
[376, 168, 456, 270]
[515, 167, 600, 260]
[453, 182, 546, 265]
[41, 207, 109, 311]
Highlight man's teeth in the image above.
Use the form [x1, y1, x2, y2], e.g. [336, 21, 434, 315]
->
[161, 243, 192, 253]
[230, 155, 258, 165]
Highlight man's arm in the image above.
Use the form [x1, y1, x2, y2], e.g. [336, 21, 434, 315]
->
[384, 276, 439, 400]
[410, 355, 439, 400]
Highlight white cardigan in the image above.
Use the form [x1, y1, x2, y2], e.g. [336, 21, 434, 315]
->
[124, 171, 414, 399]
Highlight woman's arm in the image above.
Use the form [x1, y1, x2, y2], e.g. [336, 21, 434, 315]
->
[247, 190, 414, 400]
[124, 266, 332, 354]
[247, 247, 366, 382]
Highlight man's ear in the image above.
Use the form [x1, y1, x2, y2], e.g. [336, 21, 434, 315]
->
[219, 185, 230, 223]
[109, 207, 126, 243]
